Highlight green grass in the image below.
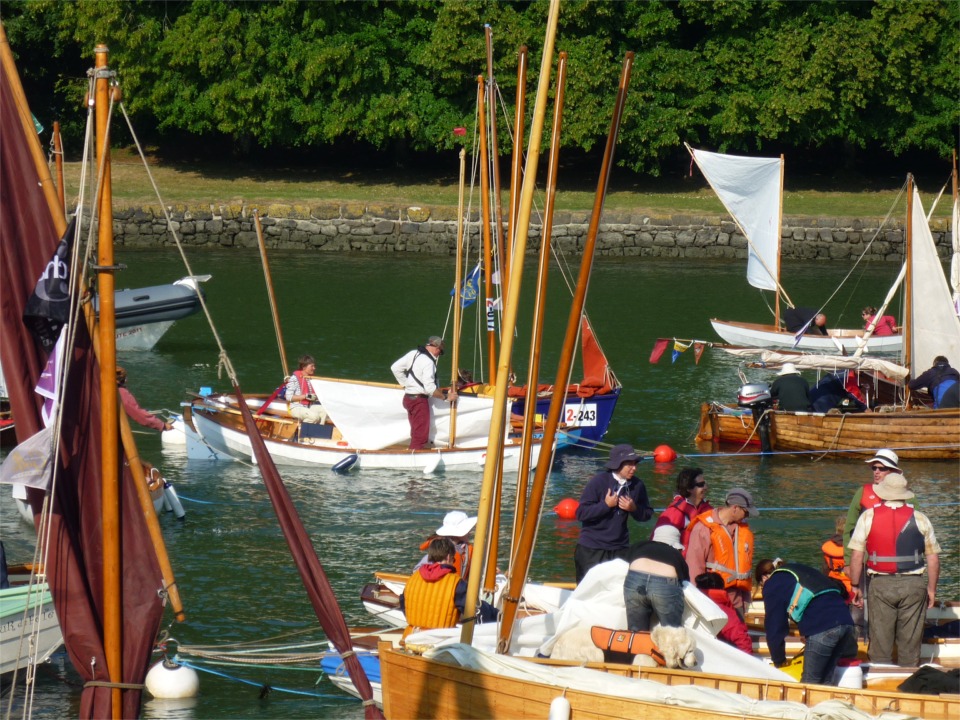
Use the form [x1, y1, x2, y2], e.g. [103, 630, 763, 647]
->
[61, 149, 954, 221]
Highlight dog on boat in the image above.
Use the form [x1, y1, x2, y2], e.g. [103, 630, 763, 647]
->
[550, 624, 697, 669]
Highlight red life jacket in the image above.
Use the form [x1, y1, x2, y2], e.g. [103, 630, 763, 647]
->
[859, 484, 882, 512]
[293, 370, 311, 406]
[654, 496, 711, 541]
[865, 504, 925, 574]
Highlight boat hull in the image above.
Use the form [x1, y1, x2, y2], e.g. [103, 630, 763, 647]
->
[697, 402, 960, 459]
[711, 319, 902, 355]
[520, 387, 620, 448]
[0, 583, 63, 676]
[189, 404, 544, 472]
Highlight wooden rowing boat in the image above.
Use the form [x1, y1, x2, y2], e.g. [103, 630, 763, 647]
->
[696, 402, 960, 459]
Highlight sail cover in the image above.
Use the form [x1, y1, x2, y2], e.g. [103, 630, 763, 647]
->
[690, 147, 782, 291]
[909, 187, 960, 374]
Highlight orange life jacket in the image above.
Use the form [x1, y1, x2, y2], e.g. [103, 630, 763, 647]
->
[402, 570, 460, 641]
[865, 504, 925, 574]
[590, 626, 665, 666]
[291, 370, 311, 407]
[687, 511, 754, 593]
[821, 536, 853, 597]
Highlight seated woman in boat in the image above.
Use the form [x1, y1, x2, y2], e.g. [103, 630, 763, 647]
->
[413, 510, 476, 578]
[284, 354, 327, 424]
[399, 537, 497, 641]
[650, 467, 712, 547]
[861, 306, 898, 336]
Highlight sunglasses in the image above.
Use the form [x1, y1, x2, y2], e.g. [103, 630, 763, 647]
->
[692, 481, 707, 487]
[870, 465, 892, 472]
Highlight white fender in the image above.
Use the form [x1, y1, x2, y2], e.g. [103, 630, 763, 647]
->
[145, 660, 199, 699]
[421, 453, 441, 475]
[163, 483, 186, 520]
[548, 695, 571, 720]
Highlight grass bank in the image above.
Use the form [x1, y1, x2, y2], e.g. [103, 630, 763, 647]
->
[64, 150, 956, 221]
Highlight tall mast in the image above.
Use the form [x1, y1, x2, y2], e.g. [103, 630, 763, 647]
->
[775, 154, 784, 327]
[904, 174, 914, 382]
[253, 209, 289, 378]
[485, 25, 507, 301]
[476, 74, 497, 386]
[506, 46, 528, 271]
[93, 43, 122, 719]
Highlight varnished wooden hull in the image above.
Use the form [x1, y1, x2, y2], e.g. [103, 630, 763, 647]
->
[697, 403, 960, 459]
[378, 642, 959, 720]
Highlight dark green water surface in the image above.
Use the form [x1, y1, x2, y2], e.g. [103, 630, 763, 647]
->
[2, 249, 956, 718]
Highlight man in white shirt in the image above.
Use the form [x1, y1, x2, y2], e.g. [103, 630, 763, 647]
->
[391, 336, 457, 449]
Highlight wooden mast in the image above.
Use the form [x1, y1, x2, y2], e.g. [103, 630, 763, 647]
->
[485, 24, 508, 302]
[506, 47, 528, 266]
[449, 147, 467, 447]
[512, 51, 567, 549]
[92, 43, 122, 718]
[53, 121, 66, 213]
[476, 74, 497, 386]
[461, 0, 561, 644]
[904, 174, 914, 387]
[500, 51, 635, 653]
[253, 209, 289, 378]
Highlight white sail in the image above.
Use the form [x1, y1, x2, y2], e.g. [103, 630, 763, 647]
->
[311, 377, 497, 450]
[689, 147, 782, 291]
[910, 187, 960, 374]
[951, 184, 959, 315]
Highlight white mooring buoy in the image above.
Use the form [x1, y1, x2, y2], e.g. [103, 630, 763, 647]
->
[145, 659, 199, 699]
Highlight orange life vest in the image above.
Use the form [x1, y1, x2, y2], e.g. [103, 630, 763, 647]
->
[865, 504, 925, 574]
[402, 570, 460, 641]
[821, 536, 853, 597]
[590, 626, 665, 666]
[687, 511, 754, 593]
[291, 370, 311, 407]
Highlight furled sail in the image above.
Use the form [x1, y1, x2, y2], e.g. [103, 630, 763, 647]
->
[909, 187, 960, 374]
[688, 146, 782, 292]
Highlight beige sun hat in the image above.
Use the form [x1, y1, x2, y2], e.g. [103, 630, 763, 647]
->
[436, 510, 477, 538]
[873, 473, 914, 502]
[778, 363, 800, 376]
[652, 525, 684, 550]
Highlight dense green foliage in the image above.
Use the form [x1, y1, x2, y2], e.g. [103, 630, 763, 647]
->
[4, 0, 957, 173]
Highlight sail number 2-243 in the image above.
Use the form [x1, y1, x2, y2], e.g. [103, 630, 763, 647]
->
[564, 403, 597, 427]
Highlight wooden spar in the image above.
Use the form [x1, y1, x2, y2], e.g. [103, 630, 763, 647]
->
[485, 25, 508, 301]
[92, 43, 122, 718]
[461, 0, 561, 644]
[53, 121, 66, 213]
[905, 174, 914, 382]
[500, 51, 634, 654]
[775, 153, 784, 326]
[506, 46, 528, 270]
[512, 51, 567, 551]
[477, 75, 497, 387]
[0, 24, 65, 235]
[449, 148, 467, 447]
[253, 209, 289, 378]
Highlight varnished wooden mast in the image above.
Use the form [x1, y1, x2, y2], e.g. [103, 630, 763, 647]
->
[500, 51, 634, 654]
[512, 51, 567, 551]
[449, 147, 467, 447]
[477, 74, 497, 386]
[485, 25, 508, 302]
[53, 121, 66, 213]
[461, 0, 561, 644]
[92, 43, 122, 719]
[253, 209, 289, 379]
[506, 46, 528, 267]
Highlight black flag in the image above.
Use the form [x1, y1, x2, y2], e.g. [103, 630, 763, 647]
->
[23, 214, 76, 352]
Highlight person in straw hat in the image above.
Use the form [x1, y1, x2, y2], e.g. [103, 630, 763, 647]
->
[847, 471, 941, 667]
[769, 362, 811, 411]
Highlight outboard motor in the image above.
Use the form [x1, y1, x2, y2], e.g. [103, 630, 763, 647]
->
[738, 382, 773, 453]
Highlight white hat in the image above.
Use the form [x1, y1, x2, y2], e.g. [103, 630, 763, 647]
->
[864, 448, 900, 472]
[778, 363, 800, 376]
[436, 511, 477, 538]
[651, 525, 684, 550]
[873, 473, 914, 501]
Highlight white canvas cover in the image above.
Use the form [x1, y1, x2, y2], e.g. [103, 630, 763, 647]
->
[311, 377, 498, 450]
[909, 188, 960, 374]
[719, 348, 910, 380]
[690, 147, 783, 291]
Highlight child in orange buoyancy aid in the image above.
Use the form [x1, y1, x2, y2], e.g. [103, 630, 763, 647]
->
[821, 516, 854, 601]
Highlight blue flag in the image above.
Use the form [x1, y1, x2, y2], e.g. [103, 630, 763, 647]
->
[451, 263, 482, 308]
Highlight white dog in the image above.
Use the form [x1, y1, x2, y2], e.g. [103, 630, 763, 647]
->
[549, 625, 604, 663]
[633, 625, 697, 669]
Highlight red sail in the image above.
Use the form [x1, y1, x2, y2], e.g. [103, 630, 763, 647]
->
[1, 56, 165, 718]
[579, 315, 616, 394]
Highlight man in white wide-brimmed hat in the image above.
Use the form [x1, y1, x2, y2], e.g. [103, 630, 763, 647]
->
[847, 471, 941, 667]
[414, 510, 477, 578]
[769, 362, 812, 411]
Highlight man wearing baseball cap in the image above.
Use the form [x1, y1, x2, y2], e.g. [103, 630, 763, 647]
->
[391, 336, 457, 449]
[685, 487, 758, 615]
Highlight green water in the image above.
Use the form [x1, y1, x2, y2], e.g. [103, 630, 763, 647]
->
[2, 249, 956, 718]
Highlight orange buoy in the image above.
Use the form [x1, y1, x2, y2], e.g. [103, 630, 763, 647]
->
[653, 444, 677, 463]
[554, 498, 579, 520]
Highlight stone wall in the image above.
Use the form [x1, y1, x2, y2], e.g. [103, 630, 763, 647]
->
[110, 202, 955, 261]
